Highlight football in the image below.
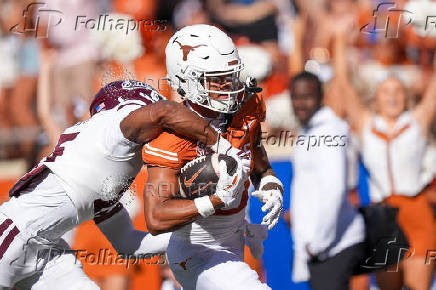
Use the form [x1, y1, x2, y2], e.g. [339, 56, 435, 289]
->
[178, 154, 238, 199]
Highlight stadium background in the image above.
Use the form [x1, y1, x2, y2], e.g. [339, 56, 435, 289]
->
[0, 0, 435, 289]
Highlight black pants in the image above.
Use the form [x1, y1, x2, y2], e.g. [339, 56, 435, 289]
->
[308, 242, 366, 290]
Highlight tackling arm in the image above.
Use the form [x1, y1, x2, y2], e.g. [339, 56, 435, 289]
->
[120, 100, 218, 146]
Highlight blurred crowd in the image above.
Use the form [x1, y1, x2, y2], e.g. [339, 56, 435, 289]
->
[1, 0, 436, 165]
[1, 0, 436, 289]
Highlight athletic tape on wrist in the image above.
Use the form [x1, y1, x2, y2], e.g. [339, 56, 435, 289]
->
[194, 196, 215, 218]
[259, 175, 283, 191]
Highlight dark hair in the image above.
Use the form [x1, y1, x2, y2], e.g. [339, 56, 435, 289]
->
[290, 71, 323, 99]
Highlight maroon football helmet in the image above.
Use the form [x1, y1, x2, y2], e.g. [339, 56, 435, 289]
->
[89, 80, 165, 116]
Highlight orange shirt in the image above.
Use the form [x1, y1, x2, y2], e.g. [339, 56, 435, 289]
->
[142, 94, 266, 215]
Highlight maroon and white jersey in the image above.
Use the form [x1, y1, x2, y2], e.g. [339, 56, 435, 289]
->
[10, 80, 165, 223]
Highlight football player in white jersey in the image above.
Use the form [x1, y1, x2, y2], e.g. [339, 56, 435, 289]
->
[0, 80, 246, 290]
[142, 25, 284, 290]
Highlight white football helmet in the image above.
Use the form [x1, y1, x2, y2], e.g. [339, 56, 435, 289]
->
[165, 24, 245, 114]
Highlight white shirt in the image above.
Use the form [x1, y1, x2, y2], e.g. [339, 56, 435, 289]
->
[361, 112, 430, 202]
[291, 107, 365, 282]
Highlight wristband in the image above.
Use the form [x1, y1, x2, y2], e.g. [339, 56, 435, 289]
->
[194, 196, 215, 218]
[259, 175, 283, 191]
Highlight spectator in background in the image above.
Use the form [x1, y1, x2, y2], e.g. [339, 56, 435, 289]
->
[0, 0, 39, 163]
[238, 44, 295, 132]
[402, 0, 436, 68]
[289, 71, 366, 290]
[41, 0, 99, 127]
[0, 0, 19, 159]
[36, 48, 60, 159]
[10, 35, 39, 162]
[206, 0, 288, 90]
[91, 13, 144, 84]
[115, 0, 175, 100]
[172, 0, 211, 29]
[334, 27, 436, 290]
[207, 0, 278, 44]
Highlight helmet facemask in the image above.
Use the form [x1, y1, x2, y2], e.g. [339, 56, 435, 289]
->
[181, 63, 245, 114]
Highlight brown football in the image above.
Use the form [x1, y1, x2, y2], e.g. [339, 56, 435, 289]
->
[178, 154, 238, 199]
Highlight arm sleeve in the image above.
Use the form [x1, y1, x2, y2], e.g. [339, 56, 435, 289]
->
[96, 207, 171, 256]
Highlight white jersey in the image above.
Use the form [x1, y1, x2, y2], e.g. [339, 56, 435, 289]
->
[10, 104, 147, 224]
[44, 105, 144, 222]
[361, 111, 431, 202]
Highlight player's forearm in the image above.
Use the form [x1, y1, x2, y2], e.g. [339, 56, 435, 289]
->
[121, 100, 218, 145]
[145, 196, 223, 235]
[146, 199, 199, 235]
[250, 143, 280, 191]
[155, 101, 218, 146]
[251, 166, 275, 189]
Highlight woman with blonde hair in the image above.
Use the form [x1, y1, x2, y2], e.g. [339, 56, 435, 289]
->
[333, 29, 436, 290]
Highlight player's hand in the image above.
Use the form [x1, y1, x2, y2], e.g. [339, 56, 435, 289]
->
[211, 136, 251, 174]
[211, 135, 243, 157]
[252, 188, 283, 230]
[244, 223, 268, 260]
[214, 159, 244, 209]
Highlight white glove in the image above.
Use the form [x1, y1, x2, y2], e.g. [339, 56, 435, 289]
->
[211, 136, 251, 176]
[252, 175, 283, 230]
[214, 159, 244, 209]
[211, 136, 250, 162]
[244, 222, 268, 260]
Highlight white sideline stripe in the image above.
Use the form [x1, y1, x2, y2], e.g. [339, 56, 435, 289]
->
[145, 144, 177, 156]
[144, 150, 178, 161]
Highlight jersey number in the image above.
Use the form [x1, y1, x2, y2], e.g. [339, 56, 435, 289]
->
[45, 133, 80, 162]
